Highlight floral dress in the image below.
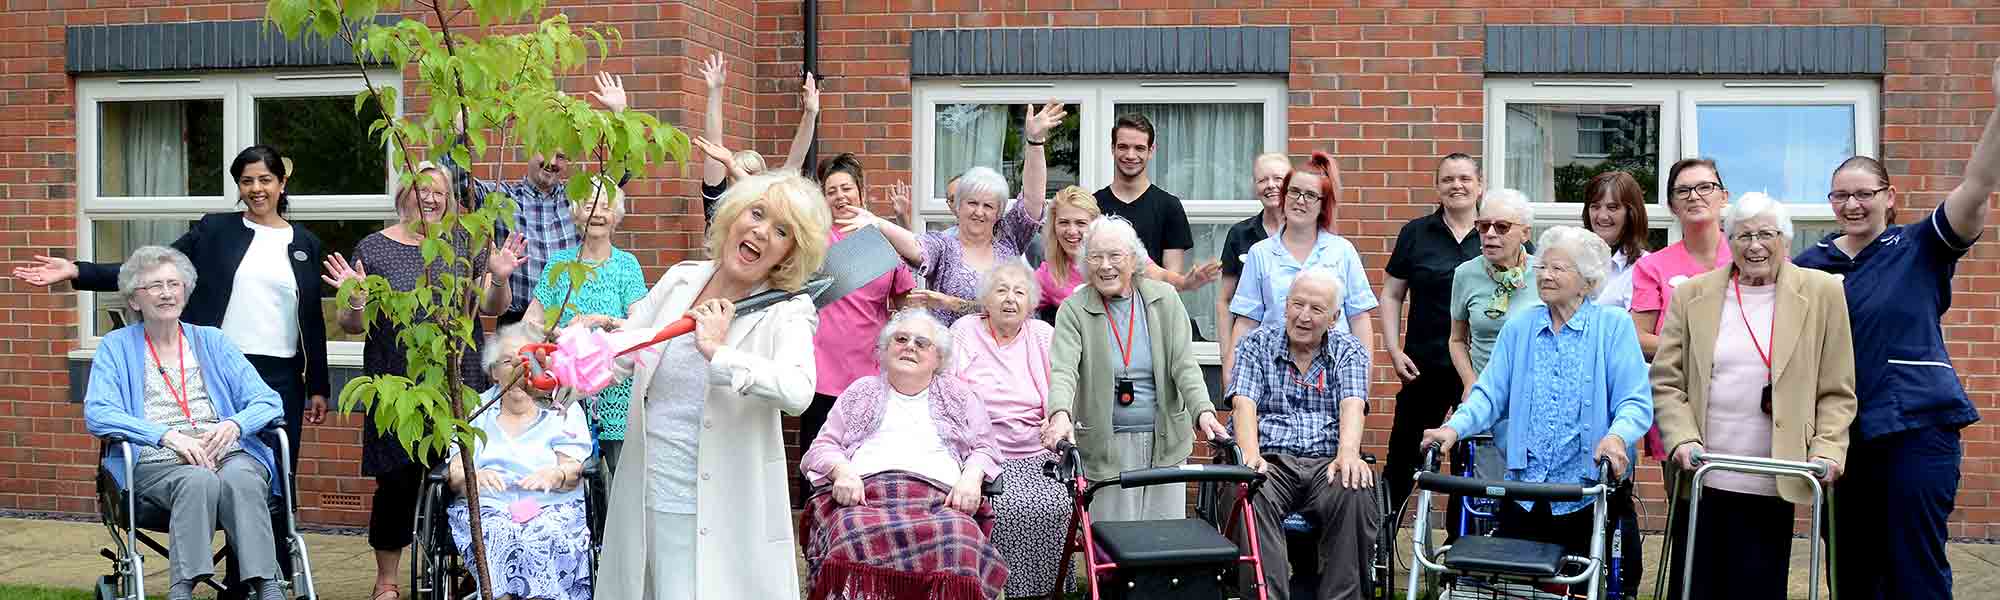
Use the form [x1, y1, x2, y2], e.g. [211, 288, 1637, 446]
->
[917, 199, 1042, 324]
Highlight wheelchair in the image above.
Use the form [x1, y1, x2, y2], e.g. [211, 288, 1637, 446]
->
[798, 471, 1007, 600]
[1405, 446, 1620, 600]
[407, 453, 606, 600]
[1197, 438, 1395, 599]
[1044, 441, 1270, 600]
[94, 418, 317, 600]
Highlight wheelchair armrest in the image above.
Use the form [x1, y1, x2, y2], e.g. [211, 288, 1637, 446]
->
[266, 417, 289, 432]
[103, 432, 129, 444]
[581, 454, 602, 481]
[427, 459, 453, 485]
[982, 472, 1005, 498]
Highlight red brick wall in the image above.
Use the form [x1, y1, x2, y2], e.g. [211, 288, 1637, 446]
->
[2, 1, 1997, 540]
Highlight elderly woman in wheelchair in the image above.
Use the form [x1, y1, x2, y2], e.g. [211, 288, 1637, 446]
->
[1415, 227, 1653, 599]
[83, 246, 295, 600]
[799, 310, 1008, 600]
[438, 322, 594, 600]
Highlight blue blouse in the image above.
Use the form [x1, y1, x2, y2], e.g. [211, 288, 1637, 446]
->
[1444, 302, 1653, 487]
[1229, 229, 1379, 332]
[1521, 320, 1597, 514]
[455, 389, 595, 510]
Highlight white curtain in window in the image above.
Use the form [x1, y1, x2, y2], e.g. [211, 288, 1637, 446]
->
[1505, 105, 1558, 203]
[121, 103, 191, 247]
[1117, 103, 1260, 200]
[933, 104, 1008, 197]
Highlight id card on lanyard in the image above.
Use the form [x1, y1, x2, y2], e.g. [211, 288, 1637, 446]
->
[1104, 294, 1139, 405]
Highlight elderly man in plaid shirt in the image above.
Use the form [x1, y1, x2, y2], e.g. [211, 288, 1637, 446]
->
[1225, 269, 1380, 600]
[447, 72, 633, 327]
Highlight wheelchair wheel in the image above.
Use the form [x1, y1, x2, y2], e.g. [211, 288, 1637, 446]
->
[408, 488, 459, 600]
[1366, 479, 1395, 598]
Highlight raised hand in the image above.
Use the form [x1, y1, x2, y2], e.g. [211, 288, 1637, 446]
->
[835, 204, 886, 234]
[1026, 100, 1067, 143]
[889, 180, 912, 226]
[701, 53, 726, 92]
[588, 72, 628, 113]
[690, 136, 736, 165]
[320, 253, 369, 306]
[802, 72, 821, 114]
[13, 255, 79, 287]
[488, 233, 528, 280]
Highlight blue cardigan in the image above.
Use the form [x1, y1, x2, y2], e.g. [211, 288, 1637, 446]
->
[84, 323, 284, 496]
[1443, 301, 1654, 476]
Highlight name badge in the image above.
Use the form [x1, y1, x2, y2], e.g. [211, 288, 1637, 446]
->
[292, 250, 309, 262]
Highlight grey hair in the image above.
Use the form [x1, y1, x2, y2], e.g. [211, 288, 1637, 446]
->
[117, 245, 198, 323]
[1722, 191, 1794, 240]
[1081, 216, 1148, 273]
[1536, 225, 1614, 296]
[953, 166, 1011, 209]
[1288, 267, 1346, 307]
[1479, 188, 1534, 226]
[482, 320, 545, 374]
[876, 308, 954, 367]
[976, 261, 1041, 309]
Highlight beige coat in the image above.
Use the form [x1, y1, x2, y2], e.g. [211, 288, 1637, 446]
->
[1048, 276, 1216, 481]
[1650, 261, 1857, 505]
[597, 261, 817, 600]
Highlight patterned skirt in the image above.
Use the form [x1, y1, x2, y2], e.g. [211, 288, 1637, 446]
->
[446, 498, 592, 600]
[990, 454, 1076, 597]
[804, 471, 1008, 600]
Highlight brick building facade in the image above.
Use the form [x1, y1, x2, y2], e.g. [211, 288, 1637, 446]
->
[1, 1, 1995, 540]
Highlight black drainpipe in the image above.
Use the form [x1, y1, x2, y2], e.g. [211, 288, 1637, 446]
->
[801, 0, 819, 173]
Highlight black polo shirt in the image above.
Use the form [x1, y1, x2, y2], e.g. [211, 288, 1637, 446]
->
[1095, 184, 1193, 266]
[1384, 207, 1479, 372]
[1220, 214, 1276, 277]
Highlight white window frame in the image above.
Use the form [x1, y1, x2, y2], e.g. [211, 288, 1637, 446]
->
[75, 69, 402, 362]
[1485, 79, 1877, 239]
[912, 78, 1289, 363]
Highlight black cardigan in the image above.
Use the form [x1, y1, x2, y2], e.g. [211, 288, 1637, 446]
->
[75, 212, 331, 399]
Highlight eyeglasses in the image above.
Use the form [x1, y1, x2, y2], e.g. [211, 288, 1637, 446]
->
[413, 189, 448, 201]
[1827, 186, 1890, 205]
[1541, 262, 1577, 275]
[1671, 182, 1725, 199]
[135, 279, 186, 295]
[889, 333, 935, 351]
[1286, 188, 1323, 204]
[1085, 252, 1130, 266]
[1732, 229, 1784, 245]
[1474, 220, 1518, 235]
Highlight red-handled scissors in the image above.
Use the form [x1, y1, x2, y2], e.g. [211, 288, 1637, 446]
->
[519, 342, 560, 392]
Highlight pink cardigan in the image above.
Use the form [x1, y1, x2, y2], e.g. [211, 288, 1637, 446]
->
[799, 374, 1001, 486]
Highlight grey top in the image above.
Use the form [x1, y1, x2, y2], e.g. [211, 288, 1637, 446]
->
[646, 336, 708, 514]
[1106, 290, 1158, 432]
[138, 346, 239, 464]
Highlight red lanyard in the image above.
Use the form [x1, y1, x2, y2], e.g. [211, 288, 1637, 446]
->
[144, 325, 193, 422]
[1732, 274, 1774, 381]
[1102, 295, 1138, 368]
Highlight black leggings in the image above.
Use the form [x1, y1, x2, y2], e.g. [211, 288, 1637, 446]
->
[368, 462, 428, 551]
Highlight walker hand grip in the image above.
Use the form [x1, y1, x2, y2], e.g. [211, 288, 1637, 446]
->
[1690, 450, 1828, 478]
[1117, 464, 1261, 489]
[1413, 472, 1590, 502]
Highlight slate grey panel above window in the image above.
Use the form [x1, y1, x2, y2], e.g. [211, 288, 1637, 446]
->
[1484, 25, 1885, 76]
[66, 18, 395, 75]
[911, 26, 1290, 77]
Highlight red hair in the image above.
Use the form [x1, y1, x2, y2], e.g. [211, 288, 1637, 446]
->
[1281, 151, 1342, 234]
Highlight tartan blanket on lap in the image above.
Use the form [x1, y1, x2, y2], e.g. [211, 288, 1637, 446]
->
[804, 471, 1008, 600]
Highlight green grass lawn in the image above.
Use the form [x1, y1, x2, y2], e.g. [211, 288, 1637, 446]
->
[0, 584, 100, 600]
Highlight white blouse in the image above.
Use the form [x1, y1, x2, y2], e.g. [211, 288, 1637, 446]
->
[846, 388, 962, 487]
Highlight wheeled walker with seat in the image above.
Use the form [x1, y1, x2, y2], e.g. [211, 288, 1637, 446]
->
[1404, 448, 1618, 600]
[94, 418, 316, 600]
[1046, 441, 1271, 600]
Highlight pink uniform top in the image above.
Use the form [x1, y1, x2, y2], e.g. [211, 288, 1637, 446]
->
[1630, 237, 1732, 459]
[1034, 261, 1084, 315]
[812, 228, 918, 396]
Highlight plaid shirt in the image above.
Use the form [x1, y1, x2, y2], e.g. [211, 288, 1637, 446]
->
[448, 160, 581, 314]
[1224, 323, 1370, 458]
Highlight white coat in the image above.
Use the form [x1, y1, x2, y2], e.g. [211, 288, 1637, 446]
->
[597, 261, 817, 600]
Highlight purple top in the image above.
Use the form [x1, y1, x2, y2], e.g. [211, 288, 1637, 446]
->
[799, 375, 1000, 486]
[918, 198, 1043, 324]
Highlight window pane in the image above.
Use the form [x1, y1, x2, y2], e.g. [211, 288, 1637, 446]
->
[256, 95, 390, 196]
[932, 103, 1081, 199]
[1179, 222, 1229, 343]
[1504, 104, 1661, 204]
[1695, 104, 1854, 204]
[97, 100, 224, 197]
[1114, 103, 1263, 201]
[89, 218, 196, 333]
[1789, 221, 1844, 258]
